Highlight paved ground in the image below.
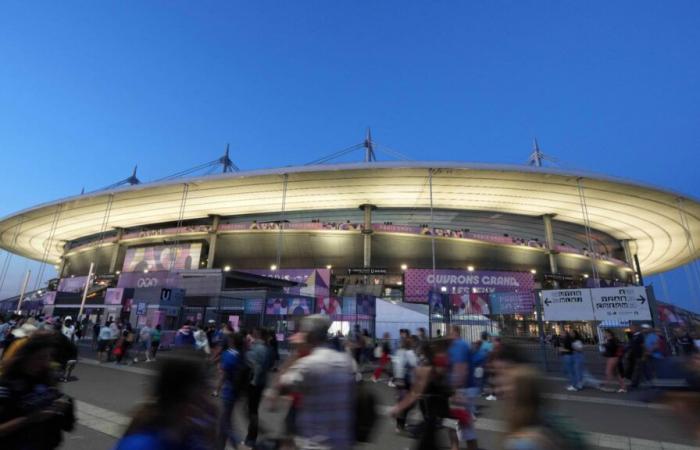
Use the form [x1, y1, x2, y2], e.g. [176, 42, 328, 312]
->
[53, 345, 699, 450]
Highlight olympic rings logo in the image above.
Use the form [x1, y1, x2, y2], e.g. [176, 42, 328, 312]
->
[136, 278, 159, 288]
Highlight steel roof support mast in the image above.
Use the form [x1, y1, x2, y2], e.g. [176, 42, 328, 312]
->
[364, 128, 376, 162]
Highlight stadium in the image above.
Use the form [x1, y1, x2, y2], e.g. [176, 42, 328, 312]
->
[1, 143, 700, 340]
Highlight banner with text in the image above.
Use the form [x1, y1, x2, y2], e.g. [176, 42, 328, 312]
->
[404, 269, 534, 303]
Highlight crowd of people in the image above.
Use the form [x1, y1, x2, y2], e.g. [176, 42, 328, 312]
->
[3, 309, 700, 449]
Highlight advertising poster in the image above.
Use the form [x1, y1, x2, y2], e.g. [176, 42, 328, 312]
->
[428, 291, 449, 316]
[356, 294, 375, 319]
[265, 298, 287, 315]
[590, 287, 652, 321]
[404, 269, 534, 303]
[542, 289, 595, 321]
[245, 299, 264, 314]
[58, 276, 88, 293]
[243, 269, 330, 297]
[288, 297, 313, 316]
[448, 293, 492, 315]
[317, 297, 343, 318]
[122, 243, 202, 272]
[489, 292, 535, 315]
[105, 288, 124, 305]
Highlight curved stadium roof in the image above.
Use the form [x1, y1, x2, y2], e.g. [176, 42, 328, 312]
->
[0, 161, 699, 275]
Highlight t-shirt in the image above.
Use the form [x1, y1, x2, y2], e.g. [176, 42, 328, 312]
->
[448, 338, 474, 388]
[99, 326, 113, 340]
[151, 328, 161, 342]
[139, 326, 152, 342]
[644, 333, 663, 359]
[220, 348, 242, 402]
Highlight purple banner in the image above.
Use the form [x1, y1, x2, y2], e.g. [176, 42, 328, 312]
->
[116, 271, 180, 289]
[58, 276, 88, 293]
[404, 269, 534, 303]
[243, 269, 330, 297]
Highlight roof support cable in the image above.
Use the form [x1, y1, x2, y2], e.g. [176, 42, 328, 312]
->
[98, 194, 115, 246]
[373, 142, 413, 161]
[34, 204, 63, 291]
[677, 197, 700, 310]
[169, 183, 190, 271]
[275, 174, 289, 270]
[576, 178, 599, 286]
[0, 217, 24, 295]
[304, 143, 365, 165]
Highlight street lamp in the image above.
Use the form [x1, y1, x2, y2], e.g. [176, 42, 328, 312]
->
[467, 265, 475, 272]
[270, 264, 278, 271]
[224, 265, 231, 272]
[530, 269, 537, 274]
[326, 264, 332, 270]
[400, 264, 408, 271]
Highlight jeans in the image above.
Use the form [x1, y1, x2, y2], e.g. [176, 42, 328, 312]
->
[218, 398, 238, 450]
[572, 352, 584, 388]
[563, 354, 577, 387]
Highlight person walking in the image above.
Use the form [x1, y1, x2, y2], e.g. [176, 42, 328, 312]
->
[174, 321, 196, 348]
[96, 322, 113, 363]
[149, 325, 162, 361]
[0, 333, 76, 449]
[113, 350, 216, 450]
[392, 335, 418, 432]
[134, 322, 152, 363]
[272, 315, 356, 450]
[243, 328, 273, 449]
[561, 329, 583, 391]
[92, 321, 101, 350]
[571, 330, 585, 390]
[602, 329, 626, 393]
[371, 332, 392, 383]
[446, 325, 479, 450]
[390, 340, 454, 450]
[214, 332, 247, 450]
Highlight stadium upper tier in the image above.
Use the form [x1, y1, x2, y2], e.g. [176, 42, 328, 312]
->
[0, 162, 698, 275]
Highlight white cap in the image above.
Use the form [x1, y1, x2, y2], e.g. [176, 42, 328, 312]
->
[64, 316, 73, 321]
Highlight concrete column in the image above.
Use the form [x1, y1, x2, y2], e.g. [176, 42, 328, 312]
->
[542, 214, 558, 286]
[207, 215, 221, 269]
[360, 204, 376, 268]
[621, 239, 635, 266]
[108, 228, 124, 274]
[57, 256, 67, 278]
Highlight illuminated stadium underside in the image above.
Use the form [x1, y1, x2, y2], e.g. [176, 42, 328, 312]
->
[0, 162, 699, 277]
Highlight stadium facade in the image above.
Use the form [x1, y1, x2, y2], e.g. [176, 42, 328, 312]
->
[1, 161, 699, 337]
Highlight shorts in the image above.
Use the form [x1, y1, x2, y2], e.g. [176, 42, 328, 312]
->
[97, 340, 109, 353]
[456, 388, 478, 441]
[139, 340, 151, 352]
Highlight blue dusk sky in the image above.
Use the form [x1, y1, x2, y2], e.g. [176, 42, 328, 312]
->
[1, 1, 699, 311]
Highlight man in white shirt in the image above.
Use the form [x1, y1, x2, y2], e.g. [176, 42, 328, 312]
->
[97, 322, 113, 363]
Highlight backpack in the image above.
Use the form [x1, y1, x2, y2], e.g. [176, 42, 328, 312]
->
[354, 381, 378, 442]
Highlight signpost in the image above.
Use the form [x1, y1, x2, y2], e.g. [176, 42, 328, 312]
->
[542, 287, 652, 322]
[541, 289, 595, 321]
[590, 286, 651, 321]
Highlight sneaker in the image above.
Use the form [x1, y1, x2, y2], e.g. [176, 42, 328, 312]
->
[617, 388, 627, 393]
[388, 380, 396, 388]
[371, 377, 378, 383]
[566, 385, 578, 392]
[485, 394, 497, 401]
[133, 358, 139, 363]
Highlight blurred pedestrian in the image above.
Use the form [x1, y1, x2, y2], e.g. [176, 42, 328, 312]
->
[447, 325, 478, 450]
[0, 333, 76, 449]
[371, 332, 392, 383]
[150, 325, 162, 361]
[214, 332, 247, 450]
[175, 320, 196, 348]
[272, 314, 356, 450]
[392, 335, 418, 432]
[390, 340, 454, 450]
[134, 322, 152, 363]
[113, 350, 216, 450]
[97, 322, 113, 363]
[244, 328, 273, 448]
[602, 329, 626, 393]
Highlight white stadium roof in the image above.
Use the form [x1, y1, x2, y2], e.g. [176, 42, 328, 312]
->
[0, 161, 699, 275]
